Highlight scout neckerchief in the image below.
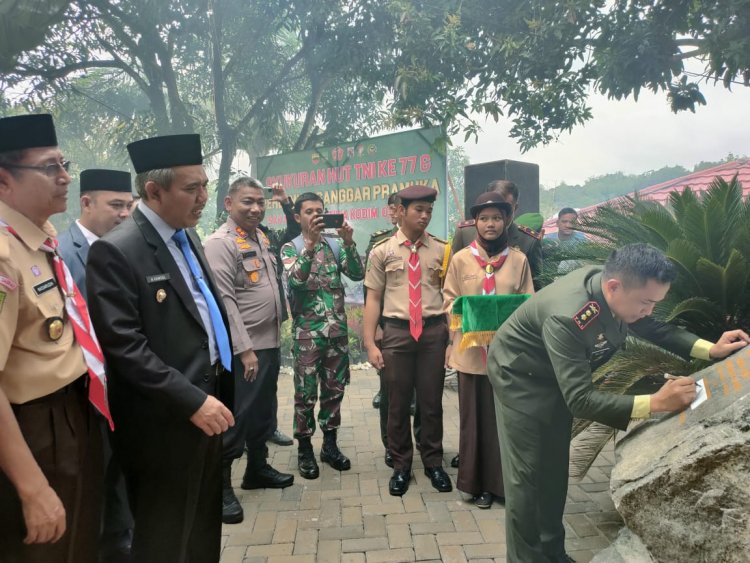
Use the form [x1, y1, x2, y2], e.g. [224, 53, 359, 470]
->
[468, 240, 509, 364]
[0, 222, 114, 430]
[402, 238, 422, 341]
[235, 225, 270, 284]
[468, 240, 509, 295]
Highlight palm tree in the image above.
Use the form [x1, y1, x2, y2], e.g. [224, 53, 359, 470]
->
[561, 174, 749, 478]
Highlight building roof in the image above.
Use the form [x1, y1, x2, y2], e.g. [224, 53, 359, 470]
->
[543, 159, 750, 236]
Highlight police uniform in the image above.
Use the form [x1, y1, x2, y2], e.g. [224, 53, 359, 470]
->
[452, 219, 543, 288]
[486, 265, 713, 562]
[365, 222, 450, 480]
[0, 115, 103, 563]
[204, 214, 296, 497]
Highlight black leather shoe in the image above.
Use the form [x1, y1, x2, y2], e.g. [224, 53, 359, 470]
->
[389, 469, 410, 496]
[561, 555, 577, 563]
[320, 442, 351, 471]
[384, 449, 394, 468]
[298, 449, 319, 480]
[372, 391, 381, 409]
[268, 429, 293, 446]
[241, 463, 294, 489]
[424, 466, 452, 492]
[222, 486, 243, 524]
[475, 492, 493, 509]
[450, 454, 459, 468]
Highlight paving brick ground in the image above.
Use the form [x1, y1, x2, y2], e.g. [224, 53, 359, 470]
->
[220, 367, 623, 563]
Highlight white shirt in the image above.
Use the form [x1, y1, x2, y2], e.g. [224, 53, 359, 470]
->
[139, 203, 218, 364]
[76, 220, 99, 246]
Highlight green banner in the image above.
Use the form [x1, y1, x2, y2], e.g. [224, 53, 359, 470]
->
[256, 127, 448, 250]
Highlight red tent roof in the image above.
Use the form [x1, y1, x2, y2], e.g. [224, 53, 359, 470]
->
[543, 159, 750, 235]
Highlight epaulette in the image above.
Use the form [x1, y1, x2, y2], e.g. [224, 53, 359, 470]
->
[573, 301, 600, 330]
[0, 230, 10, 262]
[370, 236, 390, 251]
[368, 228, 391, 242]
[517, 224, 542, 240]
[457, 219, 476, 228]
[428, 233, 447, 244]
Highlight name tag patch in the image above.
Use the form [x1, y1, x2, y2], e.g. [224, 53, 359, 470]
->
[146, 273, 171, 283]
[241, 250, 257, 259]
[33, 278, 57, 296]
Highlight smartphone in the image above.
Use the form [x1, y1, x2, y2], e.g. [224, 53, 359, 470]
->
[321, 213, 344, 229]
[262, 186, 274, 199]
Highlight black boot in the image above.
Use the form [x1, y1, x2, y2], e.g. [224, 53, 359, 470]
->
[242, 447, 294, 490]
[320, 430, 351, 471]
[221, 463, 243, 524]
[297, 437, 319, 480]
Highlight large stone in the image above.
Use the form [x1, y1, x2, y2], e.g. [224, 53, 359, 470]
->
[610, 349, 750, 563]
[591, 528, 654, 563]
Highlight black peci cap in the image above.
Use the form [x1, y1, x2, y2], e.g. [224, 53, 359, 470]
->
[0, 114, 58, 153]
[126, 134, 203, 174]
[80, 169, 132, 193]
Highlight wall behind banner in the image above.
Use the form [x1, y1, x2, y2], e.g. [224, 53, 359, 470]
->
[256, 127, 448, 255]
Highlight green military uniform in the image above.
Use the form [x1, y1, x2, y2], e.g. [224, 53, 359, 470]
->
[487, 266, 711, 562]
[281, 237, 364, 438]
[452, 220, 543, 289]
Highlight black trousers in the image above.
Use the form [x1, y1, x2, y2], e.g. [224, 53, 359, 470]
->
[0, 378, 103, 563]
[223, 348, 280, 461]
[123, 431, 222, 563]
[100, 424, 133, 545]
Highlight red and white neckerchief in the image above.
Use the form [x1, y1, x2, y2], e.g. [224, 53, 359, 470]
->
[402, 239, 423, 341]
[1, 222, 113, 429]
[468, 241, 509, 365]
[468, 241, 509, 295]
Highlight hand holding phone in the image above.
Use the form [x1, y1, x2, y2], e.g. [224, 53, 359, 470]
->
[321, 213, 344, 229]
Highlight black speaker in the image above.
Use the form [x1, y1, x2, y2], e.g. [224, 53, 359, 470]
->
[464, 160, 540, 218]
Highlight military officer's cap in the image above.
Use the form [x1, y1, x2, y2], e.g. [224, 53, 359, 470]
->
[399, 184, 436, 203]
[0, 114, 58, 153]
[80, 169, 132, 193]
[470, 192, 513, 218]
[127, 134, 203, 173]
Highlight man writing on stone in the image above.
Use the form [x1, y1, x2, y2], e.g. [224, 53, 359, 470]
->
[204, 176, 298, 524]
[86, 134, 235, 563]
[487, 243, 749, 562]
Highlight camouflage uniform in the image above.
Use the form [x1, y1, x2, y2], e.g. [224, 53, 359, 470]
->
[281, 238, 364, 438]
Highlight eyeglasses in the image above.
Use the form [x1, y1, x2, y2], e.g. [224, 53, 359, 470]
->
[4, 160, 71, 178]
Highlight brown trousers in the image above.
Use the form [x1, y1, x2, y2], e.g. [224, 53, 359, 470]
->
[0, 378, 103, 563]
[381, 319, 448, 470]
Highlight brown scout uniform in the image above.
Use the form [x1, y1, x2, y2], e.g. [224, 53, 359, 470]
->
[0, 201, 102, 562]
[442, 245, 533, 498]
[365, 228, 450, 471]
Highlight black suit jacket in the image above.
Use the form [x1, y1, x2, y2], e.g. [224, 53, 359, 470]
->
[86, 207, 234, 467]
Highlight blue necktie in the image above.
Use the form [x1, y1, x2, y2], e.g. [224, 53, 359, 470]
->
[172, 229, 232, 372]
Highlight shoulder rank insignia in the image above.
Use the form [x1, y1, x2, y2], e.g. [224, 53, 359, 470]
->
[457, 219, 476, 228]
[370, 228, 390, 239]
[371, 236, 391, 251]
[573, 301, 600, 330]
[428, 232, 447, 244]
[517, 224, 542, 240]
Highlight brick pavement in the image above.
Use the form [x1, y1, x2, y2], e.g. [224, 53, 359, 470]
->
[220, 367, 623, 563]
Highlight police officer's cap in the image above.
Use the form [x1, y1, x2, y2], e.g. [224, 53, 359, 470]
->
[399, 184, 436, 203]
[127, 134, 203, 174]
[0, 114, 57, 153]
[80, 169, 132, 193]
[470, 192, 513, 218]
